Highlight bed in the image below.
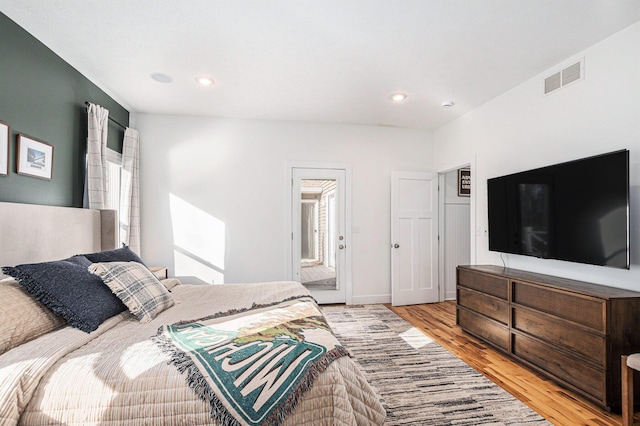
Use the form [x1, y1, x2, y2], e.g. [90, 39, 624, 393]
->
[0, 202, 386, 425]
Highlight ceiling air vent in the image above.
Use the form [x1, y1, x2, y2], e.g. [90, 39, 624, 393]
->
[544, 58, 584, 95]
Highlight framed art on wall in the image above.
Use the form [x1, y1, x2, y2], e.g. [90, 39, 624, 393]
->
[17, 134, 54, 180]
[458, 168, 471, 196]
[0, 121, 8, 176]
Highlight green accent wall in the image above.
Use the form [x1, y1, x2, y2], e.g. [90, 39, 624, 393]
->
[0, 12, 129, 207]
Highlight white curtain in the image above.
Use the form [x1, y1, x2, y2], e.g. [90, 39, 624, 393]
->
[85, 103, 109, 209]
[120, 128, 140, 254]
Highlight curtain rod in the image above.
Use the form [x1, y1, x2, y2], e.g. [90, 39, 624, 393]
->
[84, 101, 127, 130]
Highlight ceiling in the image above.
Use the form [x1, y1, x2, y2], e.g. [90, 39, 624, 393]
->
[2, 1, 640, 130]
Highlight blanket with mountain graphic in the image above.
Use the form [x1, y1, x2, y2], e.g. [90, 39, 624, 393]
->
[154, 296, 349, 426]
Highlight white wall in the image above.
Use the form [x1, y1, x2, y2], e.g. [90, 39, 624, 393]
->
[434, 21, 640, 290]
[134, 114, 433, 302]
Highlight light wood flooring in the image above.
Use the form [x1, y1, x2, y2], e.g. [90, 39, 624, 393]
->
[387, 301, 628, 426]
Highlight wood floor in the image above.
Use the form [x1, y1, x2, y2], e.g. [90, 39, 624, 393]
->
[387, 301, 627, 426]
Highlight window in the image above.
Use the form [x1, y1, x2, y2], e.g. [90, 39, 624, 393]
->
[84, 148, 125, 246]
[105, 148, 122, 212]
[105, 148, 127, 245]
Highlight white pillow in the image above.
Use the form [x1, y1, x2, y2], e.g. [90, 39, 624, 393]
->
[0, 278, 65, 354]
[160, 278, 181, 291]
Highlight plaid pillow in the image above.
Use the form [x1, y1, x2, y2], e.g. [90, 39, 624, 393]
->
[89, 261, 174, 323]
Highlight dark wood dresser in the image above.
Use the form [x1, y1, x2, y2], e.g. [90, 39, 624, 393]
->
[456, 264, 640, 411]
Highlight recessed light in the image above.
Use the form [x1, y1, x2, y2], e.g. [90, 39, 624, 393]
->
[195, 75, 215, 86]
[390, 93, 407, 102]
[441, 100, 455, 108]
[150, 73, 173, 83]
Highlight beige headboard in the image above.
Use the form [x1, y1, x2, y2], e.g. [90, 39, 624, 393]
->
[0, 201, 117, 267]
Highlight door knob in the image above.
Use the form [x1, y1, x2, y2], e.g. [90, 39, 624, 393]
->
[394, 243, 400, 248]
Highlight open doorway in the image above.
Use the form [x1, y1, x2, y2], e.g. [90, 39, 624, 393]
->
[439, 166, 472, 300]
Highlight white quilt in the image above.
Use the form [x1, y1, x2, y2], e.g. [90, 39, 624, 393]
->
[0, 281, 386, 425]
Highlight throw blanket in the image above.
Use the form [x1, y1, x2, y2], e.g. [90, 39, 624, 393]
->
[154, 296, 349, 426]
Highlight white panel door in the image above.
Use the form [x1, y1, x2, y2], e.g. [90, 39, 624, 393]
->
[391, 171, 439, 306]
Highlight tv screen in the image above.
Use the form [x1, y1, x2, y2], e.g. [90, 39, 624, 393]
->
[487, 149, 629, 269]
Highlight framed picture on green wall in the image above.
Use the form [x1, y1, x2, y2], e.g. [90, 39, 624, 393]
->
[17, 134, 53, 180]
[0, 121, 8, 176]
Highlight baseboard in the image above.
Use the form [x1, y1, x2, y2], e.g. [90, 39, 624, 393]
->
[350, 294, 392, 305]
[350, 294, 457, 305]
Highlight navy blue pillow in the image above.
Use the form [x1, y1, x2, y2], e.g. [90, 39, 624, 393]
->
[82, 246, 147, 267]
[2, 256, 127, 333]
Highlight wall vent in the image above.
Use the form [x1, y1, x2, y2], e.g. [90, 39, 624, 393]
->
[544, 72, 561, 94]
[544, 58, 584, 95]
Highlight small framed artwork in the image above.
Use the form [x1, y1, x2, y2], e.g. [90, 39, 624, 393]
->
[17, 134, 54, 180]
[458, 168, 471, 197]
[0, 121, 8, 176]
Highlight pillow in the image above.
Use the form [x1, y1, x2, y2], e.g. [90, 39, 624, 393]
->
[160, 278, 181, 291]
[82, 246, 147, 267]
[2, 256, 127, 333]
[0, 278, 66, 354]
[89, 261, 174, 323]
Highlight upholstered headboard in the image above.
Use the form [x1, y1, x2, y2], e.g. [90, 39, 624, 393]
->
[0, 202, 117, 266]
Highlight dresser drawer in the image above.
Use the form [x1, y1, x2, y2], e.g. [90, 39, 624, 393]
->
[458, 287, 509, 325]
[512, 333, 606, 402]
[457, 268, 508, 300]
[512, 281, 605, 332]
[455, 265, 640, 411]
[457, 307, 509, 351]
[512, 306, 606, 365]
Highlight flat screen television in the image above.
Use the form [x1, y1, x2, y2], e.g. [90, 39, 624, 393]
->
[487, 149, 629, 269]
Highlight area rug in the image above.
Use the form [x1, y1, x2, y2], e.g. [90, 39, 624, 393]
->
[321, 304, 550, 425]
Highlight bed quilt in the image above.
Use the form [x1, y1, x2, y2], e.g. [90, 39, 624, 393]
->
[0, 281, 386, 426]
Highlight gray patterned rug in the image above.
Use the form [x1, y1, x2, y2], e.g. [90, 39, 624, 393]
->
[321, 304, 550, 425]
